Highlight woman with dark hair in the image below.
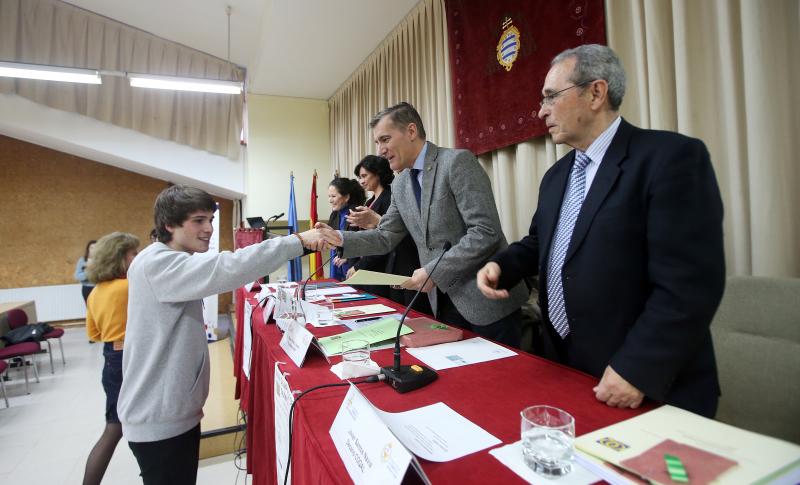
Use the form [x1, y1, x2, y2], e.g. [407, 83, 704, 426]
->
[347, 156, 432, 314]
[327, 177, 366, 280]
[75, 240, 97, 302]
[83, 231, 140, 485]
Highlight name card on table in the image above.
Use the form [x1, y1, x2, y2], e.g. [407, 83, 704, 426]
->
[279, 320, 315, 367]
[273, 363, 293, 485]
[263, 298, 276, 322]
[242, 299, 254, 378]
[278, 320, 330, 367]
[275, 316, 300, 333]
[243, 297, 276, 378]
[329, 385, 430, 485]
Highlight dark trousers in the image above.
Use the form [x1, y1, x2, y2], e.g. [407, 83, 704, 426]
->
[101, 343, 123, 423]
[128, 424, 201, 485]
[437, 290, 522, 348]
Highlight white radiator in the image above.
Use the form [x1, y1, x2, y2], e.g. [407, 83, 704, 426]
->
[0, 284, 86, 322]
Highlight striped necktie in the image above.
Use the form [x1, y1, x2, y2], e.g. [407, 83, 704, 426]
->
[546, 152, 591, 338]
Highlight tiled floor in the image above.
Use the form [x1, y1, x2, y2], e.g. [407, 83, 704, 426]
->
[0, 327, 249, 485]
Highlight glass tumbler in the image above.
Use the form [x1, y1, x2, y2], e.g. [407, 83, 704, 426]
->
[520, 405, 575, 477]
[341, 339, 370, 366]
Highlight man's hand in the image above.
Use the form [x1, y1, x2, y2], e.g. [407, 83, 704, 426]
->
[476, 262, 509, 299]
[593, 366, 645, 409]
[314, 222, 344, 247]
[333, 256, 346, 267]
[297, 229, 328, 251]
[346, 267, 356, 280]
[401, 267, 436, 292]
[346, 206, 381, 229]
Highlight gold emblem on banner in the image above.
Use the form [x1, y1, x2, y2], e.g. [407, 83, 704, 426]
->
[496, 17, 521, 71]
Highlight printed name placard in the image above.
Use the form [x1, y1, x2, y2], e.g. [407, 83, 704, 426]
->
[274, 363, 293, 484]
[244, 297, 276, 378]
[242, 299, 255, 378]
[279, 320, 315, 367]
[329, 385, 430, 485]
[262, 297, 276, 323]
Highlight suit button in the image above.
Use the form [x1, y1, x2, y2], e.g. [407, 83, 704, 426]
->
[428, 247, 433, 251]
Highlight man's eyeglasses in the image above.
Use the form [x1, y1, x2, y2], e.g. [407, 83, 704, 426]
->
[539, 80, 594, 108]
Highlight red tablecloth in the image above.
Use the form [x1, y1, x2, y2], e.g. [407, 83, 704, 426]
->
[233, 284, 652, 484]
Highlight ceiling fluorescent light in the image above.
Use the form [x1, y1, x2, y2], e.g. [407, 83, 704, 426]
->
[128, 74, 242, 94]
[0, 61, 101, 84]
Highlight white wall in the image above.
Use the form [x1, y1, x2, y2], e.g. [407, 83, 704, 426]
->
[0, 285, 85, 322]
[245, 95, 330, 224]
[0, 91, 334, 221]
[0, 93, 245, 200]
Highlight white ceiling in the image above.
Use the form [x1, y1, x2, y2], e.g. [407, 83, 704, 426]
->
[62, 0, 420, 99]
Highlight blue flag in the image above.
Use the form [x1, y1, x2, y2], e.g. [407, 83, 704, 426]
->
[287, 173, 302, 281]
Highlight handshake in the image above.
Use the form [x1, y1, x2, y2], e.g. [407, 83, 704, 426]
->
[295, 223, 344, 252]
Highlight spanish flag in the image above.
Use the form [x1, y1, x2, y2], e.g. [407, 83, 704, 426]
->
[309, 170, 323, 279]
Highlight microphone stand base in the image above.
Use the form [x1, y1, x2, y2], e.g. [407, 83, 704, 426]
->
[380, 365, 438, 393]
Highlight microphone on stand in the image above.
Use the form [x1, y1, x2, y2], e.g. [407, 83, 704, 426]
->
[300, 252, 336, 301]
[278, 251, 336, 323]
[381, 241, 452, 393]
[268, 212, 285, 223]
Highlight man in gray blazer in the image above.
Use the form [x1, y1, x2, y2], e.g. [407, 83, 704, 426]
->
[320, 102, 528, 347]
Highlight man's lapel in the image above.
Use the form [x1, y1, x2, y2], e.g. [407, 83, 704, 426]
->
[536, 156, 572, 269]
[565, 119, 632, 263]
[420, 142, 439, 230]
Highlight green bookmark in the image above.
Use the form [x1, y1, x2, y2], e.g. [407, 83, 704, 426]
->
[664, 454, 689, 483]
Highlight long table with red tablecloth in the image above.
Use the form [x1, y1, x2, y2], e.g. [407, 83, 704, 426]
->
[232, 284, 651, 484]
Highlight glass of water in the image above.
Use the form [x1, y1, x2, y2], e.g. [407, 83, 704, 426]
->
[520, 405, 575, 477]
[341, 339, 370, 366]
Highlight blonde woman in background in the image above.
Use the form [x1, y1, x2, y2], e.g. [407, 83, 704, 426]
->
[82, 232, 140, 485]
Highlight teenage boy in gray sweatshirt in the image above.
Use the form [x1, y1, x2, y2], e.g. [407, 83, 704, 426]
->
[117, 185, 327, 484]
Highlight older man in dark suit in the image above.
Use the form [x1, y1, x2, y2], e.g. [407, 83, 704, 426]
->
[477, 44, 725, 417]
[320, 102, 529, 348]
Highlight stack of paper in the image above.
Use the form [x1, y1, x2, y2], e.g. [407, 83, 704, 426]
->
[330, 385, 501, 485]
[316, 317, 413, 356]
[405, 337, 517, 370]
[306, 285, 358, 298]
[332, 303, 396, 319]
[489, 443, 613, 485]
[327, 293, 376, 303]
[575, 405, 800, 484]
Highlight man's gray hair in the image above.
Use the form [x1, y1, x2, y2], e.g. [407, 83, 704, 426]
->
[369, 102, 427, 140]
[552, 44, 626, 110]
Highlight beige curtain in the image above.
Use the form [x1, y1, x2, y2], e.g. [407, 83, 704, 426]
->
[332, 0, 799, 277]
[0, 0, 244, 159]
[329, 0, 453, 177]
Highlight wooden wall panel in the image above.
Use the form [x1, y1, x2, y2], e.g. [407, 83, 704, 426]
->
[0, 135, 236, 311]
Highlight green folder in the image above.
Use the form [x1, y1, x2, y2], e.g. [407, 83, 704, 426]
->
[317, 317, 413, 356]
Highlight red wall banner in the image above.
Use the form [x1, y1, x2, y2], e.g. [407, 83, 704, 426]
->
[445, 0, 606, 155]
